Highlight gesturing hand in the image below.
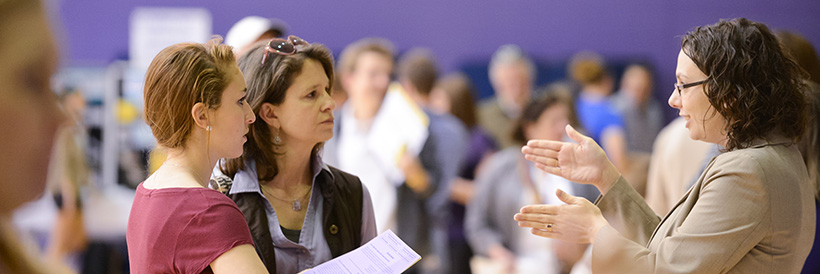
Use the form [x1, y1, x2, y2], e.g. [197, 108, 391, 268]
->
[521, 124, 620, 194]
[514, 189, 608, 244]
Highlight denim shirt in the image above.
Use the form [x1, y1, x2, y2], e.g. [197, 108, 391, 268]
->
[227, 156, 377, 273]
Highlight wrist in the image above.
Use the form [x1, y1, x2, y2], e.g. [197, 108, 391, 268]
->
[597, 165, 620, 195]
[589, 217, 609, 244]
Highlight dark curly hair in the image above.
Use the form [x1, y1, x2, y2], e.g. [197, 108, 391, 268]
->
[681, 18, 808, 151]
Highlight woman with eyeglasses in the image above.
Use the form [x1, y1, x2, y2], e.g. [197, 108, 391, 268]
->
[515, 18, 815, 273]
[217, 36, 376, 273]
[126, 38, 267, 273]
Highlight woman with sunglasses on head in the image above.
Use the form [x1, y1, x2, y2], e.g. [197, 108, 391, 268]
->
[217, 36, 376, 273]
[126, 38, 267, 273]
[515, 18, 815, 273]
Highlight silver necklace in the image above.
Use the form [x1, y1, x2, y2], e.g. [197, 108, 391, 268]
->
[262, 184, 312, 211]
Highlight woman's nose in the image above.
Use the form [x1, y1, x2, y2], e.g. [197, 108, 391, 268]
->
[668, 89, 681, 109]
[245, 104, 256, 123]
[322, 91, 336, 112]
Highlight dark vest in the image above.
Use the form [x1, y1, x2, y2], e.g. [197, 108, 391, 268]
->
[227, 166, 364, 274]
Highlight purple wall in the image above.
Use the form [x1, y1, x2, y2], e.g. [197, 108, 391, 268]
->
[57, 0, 820, 114]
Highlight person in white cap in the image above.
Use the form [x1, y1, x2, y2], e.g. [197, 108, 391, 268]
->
[225, 16, 289, 58]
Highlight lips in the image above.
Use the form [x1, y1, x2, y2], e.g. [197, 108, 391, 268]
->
[680, 115, 692, 128]
[322, 117, 334, 124]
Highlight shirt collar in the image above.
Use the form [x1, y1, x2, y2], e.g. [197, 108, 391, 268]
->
[229, 153, 333, 195]
[749, 133, 792, 148]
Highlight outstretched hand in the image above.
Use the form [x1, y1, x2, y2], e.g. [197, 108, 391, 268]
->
[521, 124, 620, 194]
[514, 189, 608, 244]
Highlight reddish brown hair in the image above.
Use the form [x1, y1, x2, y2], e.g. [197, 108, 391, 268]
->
[143, 38, 236, 149]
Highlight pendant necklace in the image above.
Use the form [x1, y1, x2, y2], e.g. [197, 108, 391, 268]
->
[262, 184, 313, 211]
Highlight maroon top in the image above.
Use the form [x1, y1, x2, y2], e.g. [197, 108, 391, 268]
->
[127, 183, 254, 274]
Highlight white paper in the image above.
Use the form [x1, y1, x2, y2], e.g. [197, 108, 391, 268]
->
[303, 230, 421, 274]
[367, 83, 429, 185]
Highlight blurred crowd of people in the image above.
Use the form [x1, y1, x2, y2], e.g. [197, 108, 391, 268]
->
[3, 2, 820, 273]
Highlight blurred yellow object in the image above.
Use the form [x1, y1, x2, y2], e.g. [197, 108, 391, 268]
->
[116, 99, 139, 124]
[395, 143, 408, 165]
[148, 147, 167, 175]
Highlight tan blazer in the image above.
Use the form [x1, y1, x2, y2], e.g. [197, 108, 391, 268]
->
[592, 136, 815, 273]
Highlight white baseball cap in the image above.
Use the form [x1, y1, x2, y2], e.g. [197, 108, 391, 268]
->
[225, 16, 289, 52]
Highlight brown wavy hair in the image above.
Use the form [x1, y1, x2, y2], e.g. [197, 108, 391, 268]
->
[681, 18, 807, 151]
[221, 40, 334, 182]
[143, 37, 236, 149]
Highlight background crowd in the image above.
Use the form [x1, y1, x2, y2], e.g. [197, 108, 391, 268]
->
[3, 0, 820, 274]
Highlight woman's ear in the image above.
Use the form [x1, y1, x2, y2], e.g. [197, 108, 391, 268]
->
[191, 102, 210, 130]
[259, 102, 281, 129]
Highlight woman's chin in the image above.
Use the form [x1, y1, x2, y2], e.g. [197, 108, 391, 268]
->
[226, 150, 244, 160]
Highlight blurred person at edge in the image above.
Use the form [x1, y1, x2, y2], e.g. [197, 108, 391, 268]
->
[778, 30, 820, 199]
[478, 44, 536, 149]
[568, 52, 629, 176]
[466, 91, 598, 274]
[323, 38, 445, 274]
[225, 16, 289, 58]
[397, 48, 469, 274]
[429, 72, 499, 274]
[126, 38, 267, 273]
[777, 29, 820, 274]
[217, 36, 377, 273]
[516, 18, 814, 273]
[0, 0, 74, 273]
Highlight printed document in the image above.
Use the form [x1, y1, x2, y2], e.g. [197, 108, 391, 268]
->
[303, 230, 421, 274]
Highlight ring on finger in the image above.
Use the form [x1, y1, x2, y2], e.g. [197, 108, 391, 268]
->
[546, 223, 554, 232]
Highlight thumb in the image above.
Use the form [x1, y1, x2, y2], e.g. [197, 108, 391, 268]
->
[565, 124, 587, 144]
[556, 189, 578, 204]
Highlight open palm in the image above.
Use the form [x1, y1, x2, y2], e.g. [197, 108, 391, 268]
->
[522, 125, 619, 190]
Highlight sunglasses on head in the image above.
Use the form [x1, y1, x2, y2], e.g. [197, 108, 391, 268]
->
[261, 35, 308, 65]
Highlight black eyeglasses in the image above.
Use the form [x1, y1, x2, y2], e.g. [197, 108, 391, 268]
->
[674, 79, 707, 94]
[261, 35, 308, 65]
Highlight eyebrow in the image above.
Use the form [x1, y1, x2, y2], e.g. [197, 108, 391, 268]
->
[305, 83, 325, 92]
